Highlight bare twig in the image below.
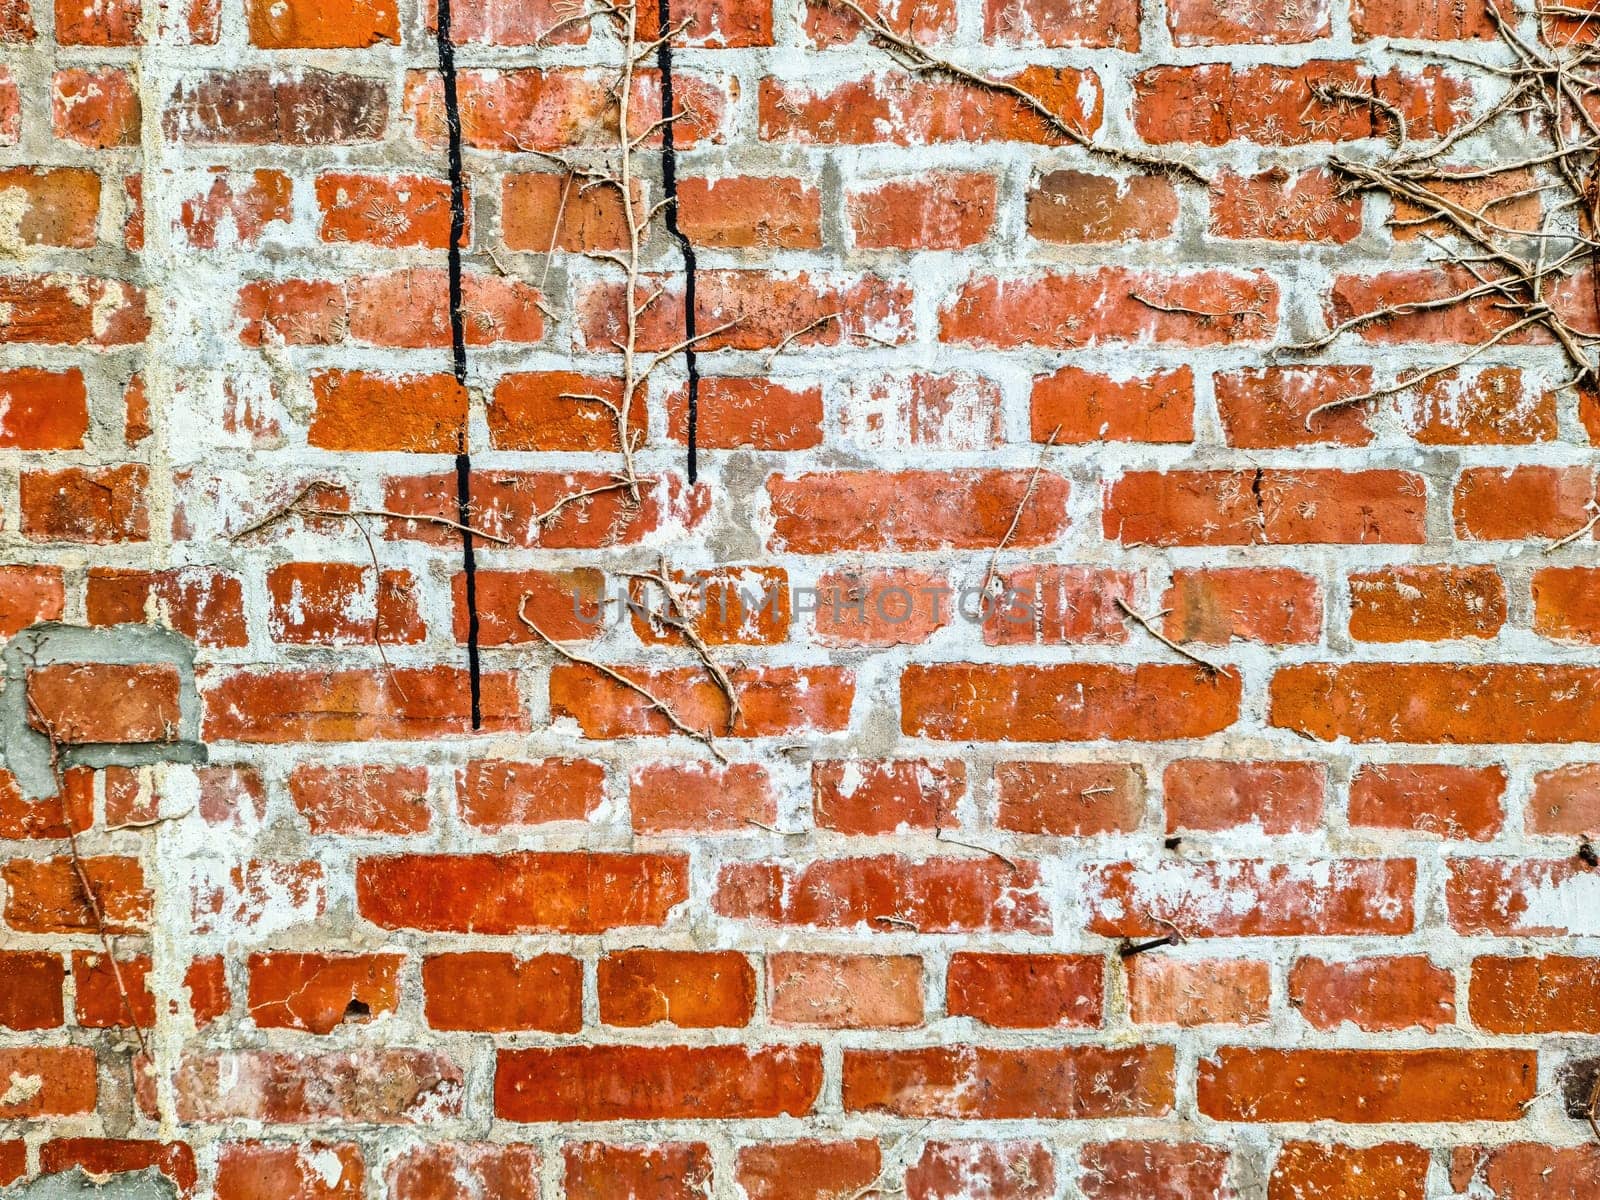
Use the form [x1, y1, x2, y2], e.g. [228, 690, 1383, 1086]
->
[980, 425, 1059, 601]
[516, 594, 726, 761]
[1114, 597, 1223, 675]
[624, 561, 741, 732]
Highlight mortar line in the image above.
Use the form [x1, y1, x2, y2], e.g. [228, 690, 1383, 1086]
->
[437, 0, 483, 729]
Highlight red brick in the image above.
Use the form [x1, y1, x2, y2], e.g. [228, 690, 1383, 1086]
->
[1470, 955, 1600, 1033]
[1168, 0, 1328, 42]
[192, 860, 325, 935]
[849, 172, 996, 249]
[203, 667, 524, 741]
[1162, 568, 1322, 645]
[984, 565, 1132, 646]
[0, 950, 63, 1029]
[357, 851, 687, 933]
[53, 68, 139, 147]
[237, 278, 347, 345]
[1135, 62, 1469, 145]
[665, 378, 823, 450]
[27, 662, 179, 745]
[247, 0, 395, 46]
[680, 176, 822, 248]
[599, 949, 755, 1028]
[1350, 763, 1506, 840]
[629, 565, 791, 647]
[629, 760, 776, 833]
[185, 957, 230, 1026]
[308, 371, 466, 453]
[266, 562, 425, 646]
[426, 0, 584, 43]
[903, 663, 1240, 742]
[0, 565, 66, 637]
[947, 953, 1101, 1028]
[194, 766, 266, 828]
[1455, 466, 1595, 540]
[1127, 955, 1272, 1026]
[407, 68, 728, 151]
[289, 764, 430, 836]
[497, 1044, 821, 1121]
[1401, 366, 1555, 443]
[1107, 469, 1426, 546]
[1198, 1048, 1534, 1122]
[1289, 956, 1456, 1031]
[5, 856, 149, 933]
[844, 1045, 1174, 1118]
[905, 1141, 1054, 1200]
[1086, 859, 1416, 937]
[836, 372, 1003, 450]
[40, 1140, 195, 1196]
[1164, 759, 1325, 834]
[1331, 266, 1532, 344]
[456, 758, 605, 830]
[382, 470, 702, 550]
[769, 953, 923, 1028]
[736, 1140, 881, 1200]
[716, 855, 1047, 933]
[178, 169, 293, 249]
[1214, 366, 1374, 447]
[812, 759, 964, 834]
[0, 765, 90, 840]
[0, 275, 147, 346]
[349, 269, 543, 348]
[386, 1144, 537, 1200]
[466, 567, 606, 646]
[994, 761, 1145, 835]
[0, 1047, 96, 1117]
[167, 71, 388, 144]
[1268, 1143, 1430, 1200]
[579, 272, 913, 353]
[1210, 167, 1362, 241]
[72, 950, 155, 1027]
[1534, 567, 1600, 642]
[422, 953, 582, 1032]
[774, 470, 1062, 553]
[0, 170, 99, 249]
[170, 1051, 462, 1123]
[806, 0, 954, 44]
[1272, 663, 1600, 742]
[1079, 1142, 1230, 1200]
[760, 68, 1101, 146]
[942, 268, 1276, 347]
[316, 172, 452, 247]
[1471, 1144, 1600, 1199]
[22, 465, 150, 543]
[0, 69, 16, 145]
[564, 1144, 711, 1200]
[551, 664, 852, 739]
[500, 172, 633, 253]
[215, 1143, 363, 1200]
[814, 567, 953, 647]
[984, 0, 1136, 45]
[1, 0, 32, 40]
[1349, 564, 1506, 641]
[1027, 171, 1177, 243]
[1529, 764, 1600, 835]
[1030, 365, 1195, 444]
[1353, 0, 1502, 38]
[247, 953, 400, 1034]
[87, 568, 248, 647]
[0, 1142, 21, 1187]
[487, 372, 640, 452]
[1448, 858, 1600, 935]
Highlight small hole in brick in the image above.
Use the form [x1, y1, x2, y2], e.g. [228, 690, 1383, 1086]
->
[344, 999, 371, 1019]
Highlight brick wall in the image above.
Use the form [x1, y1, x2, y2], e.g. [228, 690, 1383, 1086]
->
[1, 0, 1598, 1196]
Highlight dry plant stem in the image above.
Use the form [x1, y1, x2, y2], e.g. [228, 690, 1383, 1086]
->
[1547, 500, 1600, 550]
[934, 826, 1017, 870]
[828, 0, 1203, 183]
[22, 685, 151, 1060]
[980, 425, 1059, 599]
[623, 561, 741, 732]
[228, 482, 509, 545]
[516, 594, 727, 761]
[1587, 1073, 1600, 1144]
[1114, 597, 1222, 674]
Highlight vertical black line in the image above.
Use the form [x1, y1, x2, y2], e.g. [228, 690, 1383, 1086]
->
[656, 0, 700, 485]
[437, 0, 482, 729]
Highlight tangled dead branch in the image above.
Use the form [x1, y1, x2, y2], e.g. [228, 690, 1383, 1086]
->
[1283, 2, 1600, 422]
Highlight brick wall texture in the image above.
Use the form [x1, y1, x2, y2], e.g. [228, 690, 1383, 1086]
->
[2, 0, 1600, 1196]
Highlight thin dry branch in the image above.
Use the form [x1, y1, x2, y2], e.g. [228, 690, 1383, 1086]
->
[1114, 597, 1223, 675]
[624, 562, 742, 732]
[980, 425, 1060, 601]
[516, 594, 727, 761]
